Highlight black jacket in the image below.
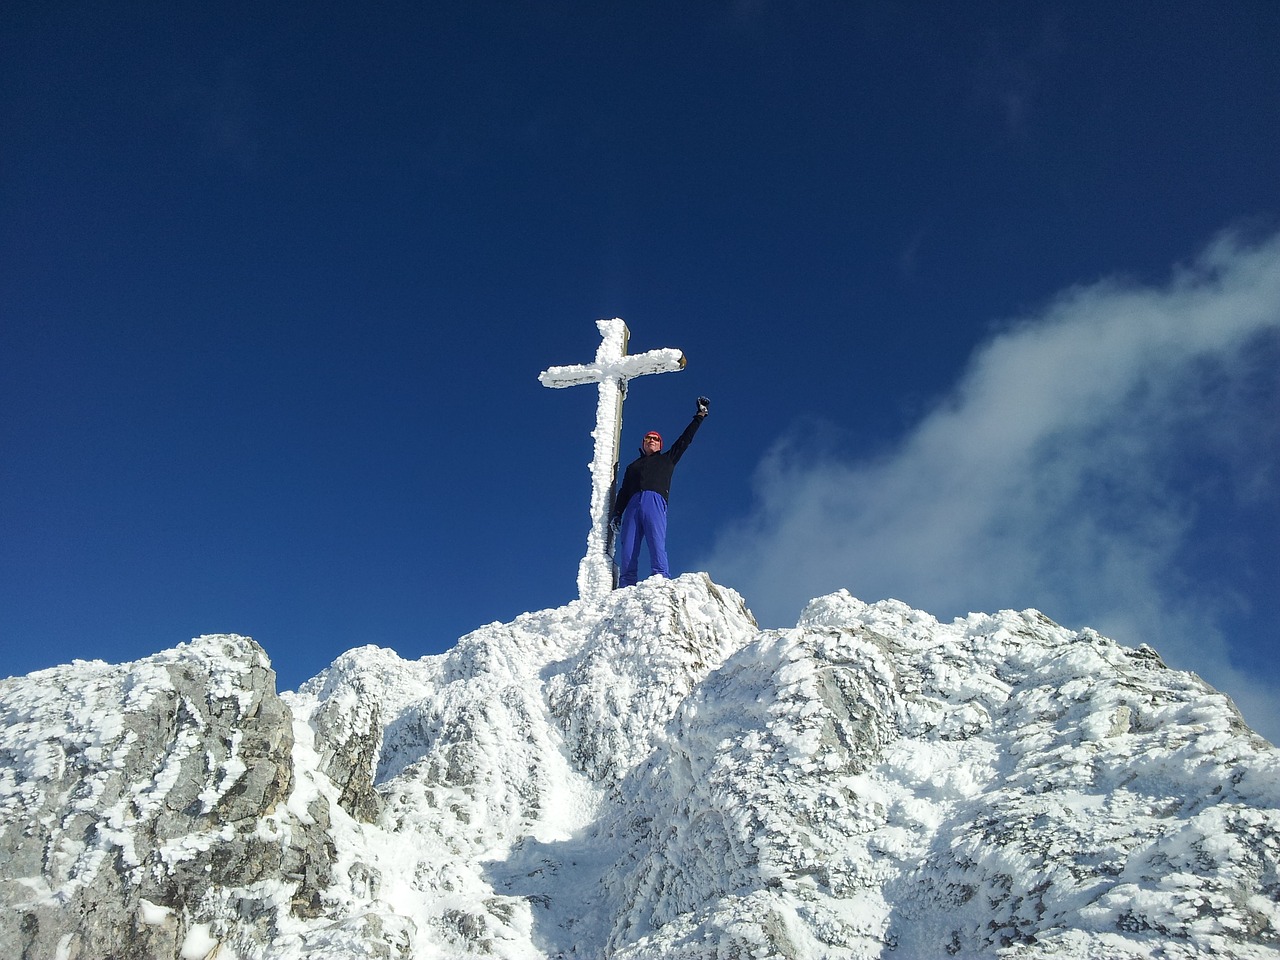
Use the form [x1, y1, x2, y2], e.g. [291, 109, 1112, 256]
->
[612, 414, 704, 520]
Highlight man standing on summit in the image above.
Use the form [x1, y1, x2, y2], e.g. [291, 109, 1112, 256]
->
[611, 396, 710, 588]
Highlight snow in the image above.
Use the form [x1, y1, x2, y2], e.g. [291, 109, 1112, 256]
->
[179, 923, 226, 959]
[2, 576, 1278, 958]
[139, 898, 174, 925]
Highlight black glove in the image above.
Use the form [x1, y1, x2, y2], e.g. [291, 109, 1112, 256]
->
[696, 396, 710, 417]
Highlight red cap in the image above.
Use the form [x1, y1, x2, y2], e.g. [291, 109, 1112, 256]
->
[644, 431, 662, 445]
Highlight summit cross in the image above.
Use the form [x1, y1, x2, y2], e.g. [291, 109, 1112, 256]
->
[539, 318, 686, 601]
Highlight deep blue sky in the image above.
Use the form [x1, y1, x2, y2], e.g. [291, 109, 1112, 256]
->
[4, 3, 1278, 736]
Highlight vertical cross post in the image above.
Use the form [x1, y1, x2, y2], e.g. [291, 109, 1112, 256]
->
[539, 318, 685, 600]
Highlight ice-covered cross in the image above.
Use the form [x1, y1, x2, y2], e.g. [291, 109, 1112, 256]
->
[539, 318, 685, 600]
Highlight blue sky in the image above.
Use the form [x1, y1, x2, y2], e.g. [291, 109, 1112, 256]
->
[3, 3, 1278, 738]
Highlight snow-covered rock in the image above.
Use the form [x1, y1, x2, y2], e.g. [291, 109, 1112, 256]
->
[1, 574, 1277, 959]
[0, 635, 336, 960]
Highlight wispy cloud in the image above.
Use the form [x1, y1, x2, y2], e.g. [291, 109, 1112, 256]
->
[700, 230, 1280, 740]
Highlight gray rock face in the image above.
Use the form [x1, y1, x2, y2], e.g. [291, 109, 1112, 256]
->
[310, 682, 385, 823]
[0, 635, 335, 960]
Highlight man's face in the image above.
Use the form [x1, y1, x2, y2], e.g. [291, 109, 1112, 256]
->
[642, 434, 662, 454]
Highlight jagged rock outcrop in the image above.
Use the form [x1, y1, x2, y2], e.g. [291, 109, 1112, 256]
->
[0, 635, 336, 960]
[2, 575, 1278, 959]
[581, 592, 1280, 958]
[310, 678, 385, 823]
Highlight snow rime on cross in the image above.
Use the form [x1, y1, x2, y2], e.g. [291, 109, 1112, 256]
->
[540, 318, 685, 600]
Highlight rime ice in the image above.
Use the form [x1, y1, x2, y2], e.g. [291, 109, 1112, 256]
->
[3, 577, 1279, 959]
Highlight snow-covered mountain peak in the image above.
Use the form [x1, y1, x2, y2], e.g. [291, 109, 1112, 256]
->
[2, 575, 1277, 959]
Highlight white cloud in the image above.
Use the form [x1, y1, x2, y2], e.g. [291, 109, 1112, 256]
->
[700, 230, 1280, 741]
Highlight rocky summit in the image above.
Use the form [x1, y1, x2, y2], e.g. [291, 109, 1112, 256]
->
[1, 573, 1278, 959]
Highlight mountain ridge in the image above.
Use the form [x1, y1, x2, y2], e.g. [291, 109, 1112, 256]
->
[2, 574, 1277, 959]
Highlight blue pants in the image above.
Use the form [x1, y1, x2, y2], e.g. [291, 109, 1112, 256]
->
[616, 491, 668, 588]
